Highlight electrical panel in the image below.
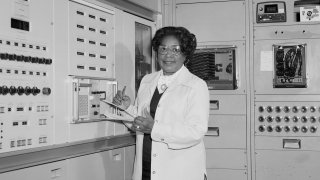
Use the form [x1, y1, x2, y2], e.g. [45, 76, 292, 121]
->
[0, 0, 121, 152]
[53, 0, 120, 143]
[253, 0, 320, 180]
[0, 0, 54, 152]
[187, 46, 237, 90]
[70, 76, 117, 123]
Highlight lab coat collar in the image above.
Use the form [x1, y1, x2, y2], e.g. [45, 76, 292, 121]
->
[143, 65, 192, 95]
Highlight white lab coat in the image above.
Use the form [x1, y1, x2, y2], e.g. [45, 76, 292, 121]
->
[129, 66, 209, 180]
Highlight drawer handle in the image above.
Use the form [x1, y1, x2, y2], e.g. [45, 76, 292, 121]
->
[206, 127, 219, 136]
[210, 100, 219, 110]
[283, 139, 301, 149]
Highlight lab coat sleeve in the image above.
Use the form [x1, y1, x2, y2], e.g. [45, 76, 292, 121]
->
[151, 80, 209, 149]
[121, 82, 143, 129]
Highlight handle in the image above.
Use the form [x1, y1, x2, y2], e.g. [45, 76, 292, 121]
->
[283, 139, 301, 149]
[72, 81, 79, 122]
[210, 100, 219, 110]
[206, 127, 219, 136]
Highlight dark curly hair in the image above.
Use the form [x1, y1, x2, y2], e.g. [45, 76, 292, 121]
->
[151, 26, 197, 61]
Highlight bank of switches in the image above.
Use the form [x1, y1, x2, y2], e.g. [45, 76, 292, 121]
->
[0, 52, 52, 64]
[0, 86, 51, 96]
[256, 104, 320, 136]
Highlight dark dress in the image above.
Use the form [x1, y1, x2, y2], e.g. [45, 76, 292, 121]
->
[142, 88, 163, 180]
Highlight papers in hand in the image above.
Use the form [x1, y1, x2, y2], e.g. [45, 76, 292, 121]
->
[102, 111, 134, 122]
[100, 100, 135, 118]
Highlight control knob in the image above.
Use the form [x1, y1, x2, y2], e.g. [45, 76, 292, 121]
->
[9, 86, 17, 95]
[42, 87, 51, 95]
[17, 86, 24, 95]
[32, 87, 40, 96]
[0, 85, 9, 95]
[25, 86, 32, 96]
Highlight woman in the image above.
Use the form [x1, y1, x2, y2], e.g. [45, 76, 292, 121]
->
[114, 26, 209, 180]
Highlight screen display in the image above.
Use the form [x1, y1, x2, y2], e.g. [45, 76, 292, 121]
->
[264, 4, 278, 13]
[11, 18, 30, 31]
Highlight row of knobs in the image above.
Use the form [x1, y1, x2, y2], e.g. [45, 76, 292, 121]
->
[258, 125, 317, 133]
[258, 106, 318, 113]
[258, 116, 319, 123]
[0, 53, 52, 65]
[0, 86, 51, 96]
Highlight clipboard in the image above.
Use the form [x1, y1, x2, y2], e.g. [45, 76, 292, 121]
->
[100, 100, 135, 118]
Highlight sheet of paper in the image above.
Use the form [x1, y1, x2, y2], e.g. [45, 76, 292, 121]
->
[102, 111, 134, 122]
[101, 100, 135, 118]
[260, 51, 273, 71]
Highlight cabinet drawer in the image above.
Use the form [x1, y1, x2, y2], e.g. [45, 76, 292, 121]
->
[206, 149, 247, 169]
[205, 115, 246, 148]
[209, 95, 246, 115]
[206, 169, 247, 180]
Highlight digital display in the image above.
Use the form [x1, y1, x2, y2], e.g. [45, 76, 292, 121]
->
[264, 4, 278, 13]
[11, 18, 30, 31]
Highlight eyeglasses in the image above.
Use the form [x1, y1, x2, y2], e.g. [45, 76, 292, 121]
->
[158, 45, 182, 56]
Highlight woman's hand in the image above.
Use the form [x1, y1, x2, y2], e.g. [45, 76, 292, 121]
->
[132, 108, 154, 134]
[112, 86, 131, 110]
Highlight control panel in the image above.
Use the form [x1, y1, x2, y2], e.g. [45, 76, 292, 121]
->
[256, 1, 286, 23]
[0, 0, 54, 153]
[70, 76, 117, 123]
[253, 0, 320, 179]
[255, 102, 320, 136]
[69, 1, 115, 78]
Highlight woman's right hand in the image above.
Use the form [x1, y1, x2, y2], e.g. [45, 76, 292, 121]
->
[112, 86, 131, 110]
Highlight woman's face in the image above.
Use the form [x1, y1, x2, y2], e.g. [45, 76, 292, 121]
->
[157, 35, 186, 75]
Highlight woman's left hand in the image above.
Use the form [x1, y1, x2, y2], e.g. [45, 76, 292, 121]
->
[132, 108, 154, 134]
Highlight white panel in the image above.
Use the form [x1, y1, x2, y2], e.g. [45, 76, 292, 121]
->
[125, 145, 135, 180]
[0, 0, 54, 153]
[205, 115, 246, 148]
[206, 149, 247, 169]
[253, 39, 320, 94]
[255, 150, 320, 180]
[254, 24, 320, 40]
[206, 169, 247, 180]
[68, 1, 115, 78]
[68, 121, 115, 141]
[0, 160, 67, 180]
[175, 1, 246, 42]
[67, 149, 124, 180]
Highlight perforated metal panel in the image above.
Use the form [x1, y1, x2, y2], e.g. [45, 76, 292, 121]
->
[78, 95, 89, 116]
